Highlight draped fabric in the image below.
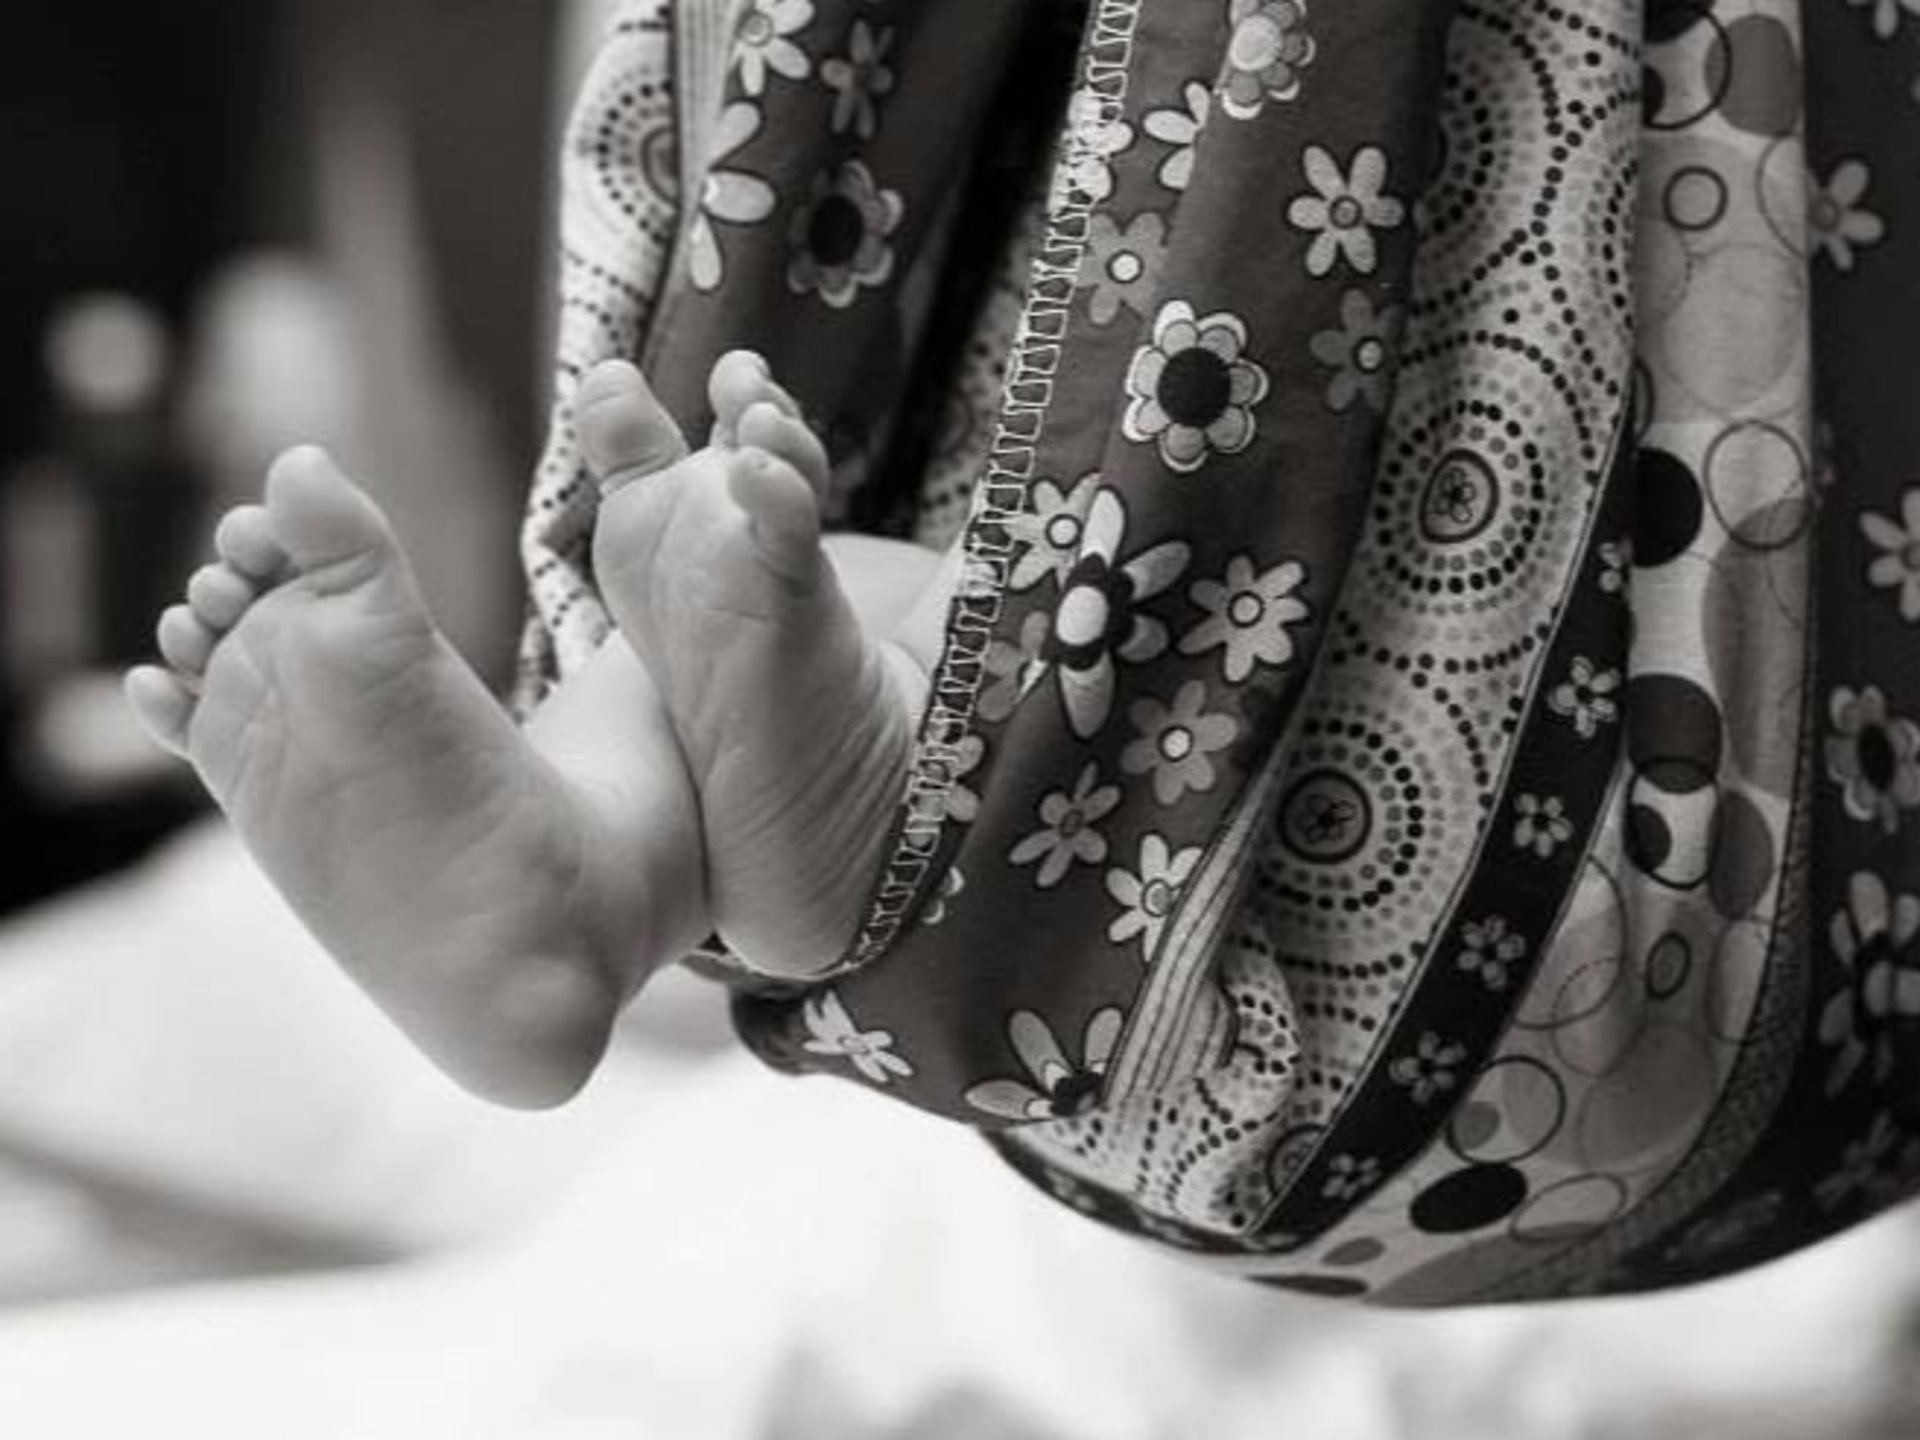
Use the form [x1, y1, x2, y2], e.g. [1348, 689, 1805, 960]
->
[517, 0, 1920, 1303]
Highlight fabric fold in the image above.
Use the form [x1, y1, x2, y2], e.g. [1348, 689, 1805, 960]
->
[518, 0, 1920, 1302]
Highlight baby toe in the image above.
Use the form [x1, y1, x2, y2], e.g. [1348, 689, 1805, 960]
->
[157, 603, 217, 676]
[186, 563, 257, 631]
[725, 448, 823, 587]
[736, 400, 831, 500]
[214, 504, 290, 583]
[578, 360, 688, 493]
[124, 665, 196, 757]
[707, 349, 798, 446]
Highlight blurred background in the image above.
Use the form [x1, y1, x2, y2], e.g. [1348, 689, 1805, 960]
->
[0, 2, 1917, 1436]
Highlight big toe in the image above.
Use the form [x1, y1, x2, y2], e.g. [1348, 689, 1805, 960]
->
[263, 447, 403, 580]
[578, 359, 689, 494]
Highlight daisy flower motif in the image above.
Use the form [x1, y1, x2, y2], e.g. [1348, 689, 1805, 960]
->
[1221, 0, 1317, 120]
[786, 159, 904, 308]
[1548, 656, 1623, 739]
[1809, 159, 1886, 270]
[1123, 301, 1271, 474]
[1179, 553, 1309, 682]
[1036, 489, 1191, 738]
[1285, 145, 1405, 277]
[1308, 288, 1403, 413]
[1819, 870, 1920, 1095]
[820, 19, 895, 138]
[1388, 1032, 1466, 1107]
[733, 0, 815, 97]
[1512, 793, 1575, 858]
[977, 609, 1052, 723]
[1826, 686, 1920, 832]
[1814, 1112, 1915, 1213]
[963, 1007, 1125, 1121]
[1006, 473, 1100, 592]
[688, 102, 778, 292]
[919, 866, 966, 928]
[1105, 832, 1203, 960]
[1050, 86, 1135, 209]
[1597, 538, 1633, 595]
[800, 990, 912, 1085]
[1860, 488, 1920, 621]
[1456, 916, 1527, 992]
[1847, 0, 1920, 40]
[1141, 80, 1210, 191]
[1009, 762, 1123, 887]
[1321, 1152, 1382, 1202]
[1120, 681, 1240, 804]
[940, 733, 986, 823]
[1079, 211, 1168, 326]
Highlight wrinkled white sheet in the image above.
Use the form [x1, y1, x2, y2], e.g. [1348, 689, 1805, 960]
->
[0, 826, 1914, 1440]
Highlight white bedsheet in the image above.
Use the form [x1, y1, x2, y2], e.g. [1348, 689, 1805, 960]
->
[0, 826, 1913, 1439]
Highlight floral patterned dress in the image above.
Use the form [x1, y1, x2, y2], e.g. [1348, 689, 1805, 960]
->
[517, 0, 1920, 1303]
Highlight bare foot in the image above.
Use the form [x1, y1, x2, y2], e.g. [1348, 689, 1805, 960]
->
[125, 448, 677, 1107]
[582, 355, 932, 978]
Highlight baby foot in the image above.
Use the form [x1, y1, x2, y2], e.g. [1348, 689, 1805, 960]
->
[126, 448, 656, 1107]
[584, 355, 928, 978]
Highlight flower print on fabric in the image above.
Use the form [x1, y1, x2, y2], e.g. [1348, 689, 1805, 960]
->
[689, 102, 779, 292]
[1285, 145, 1405, 277]
[1308, 289, 1403, 412]
[1512, 793, 1575, 857]
[1122, 301, 1271, 475]
[1846, 0, 1920, 41]
[1665, 1192, 1783, 1267]
[1826, 686, 1920, 833]
[1178, 553, 1309, 682]
[820, 19, 895, 139]
[1121, 681, 1239, 805]
[1548, 656, 1623, 739]
[1051, 86, 1135, 209]
[977, 610, 1051, 724]
[1105, 832, 1203, 961]
[1007, 474, 1100, 592]
[1809, 159, 1886, 270]
[1456, 915, 1527, 992]
[1079, 212, 1168, 326]
[919, 866, 965, 928]
[964, 1008, 1124, 1121]
[1141, 81, 1210, 192]
[786, 159, 904, 308]
[1032, 489, 1191, 738]
[1389, 1033, 1466, 1107]
[940, 733, 986, 823]
[733, 0, 814, 97]
[1815, 1113, 1919, 1213]
[1221, 0, 1316, 119]
[1597, 539, 1632, 595]
[800, 990, 913, 1085]
[1321, 1153, 1381, 1202]
[1818, 871, 1920, 1095]
[1860, 488, 1920, 621]
[1009, 762, 1123, 887]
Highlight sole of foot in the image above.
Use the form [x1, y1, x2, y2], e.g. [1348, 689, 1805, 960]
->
[128, 446, 643, 1107]
[583, 356, 924, 979]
